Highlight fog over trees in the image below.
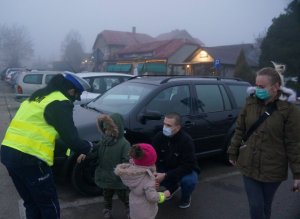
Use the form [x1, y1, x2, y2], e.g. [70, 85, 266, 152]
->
[0, 25, 33, 68]
[61, 30, 85, 72]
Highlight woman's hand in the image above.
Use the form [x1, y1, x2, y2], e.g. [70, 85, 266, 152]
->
[77, 154, 86, 163]
[292, 179, 300, 192]
[229, 160, 237, 166]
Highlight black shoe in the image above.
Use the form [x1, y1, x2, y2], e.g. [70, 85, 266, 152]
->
[166, 187, 181, 201]
[178, 196, 191, 209]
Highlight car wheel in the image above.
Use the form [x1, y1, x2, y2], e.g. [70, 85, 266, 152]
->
[71, 157, 102, 196]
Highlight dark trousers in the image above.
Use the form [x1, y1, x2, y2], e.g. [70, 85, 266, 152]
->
[102, 188, 129, 210]
[243, 175, 281, 219]
[1, 146, 60, 219]
[161, 171, 198, 199]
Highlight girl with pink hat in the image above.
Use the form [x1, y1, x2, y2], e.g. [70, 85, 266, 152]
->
[115, 143, 170, 219]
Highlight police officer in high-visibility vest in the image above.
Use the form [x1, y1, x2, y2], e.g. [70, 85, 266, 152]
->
[1, 73, 93, 219]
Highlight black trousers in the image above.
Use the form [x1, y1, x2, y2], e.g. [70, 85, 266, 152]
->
[102, 188, 129, 210]
[1, 146, 60, 219]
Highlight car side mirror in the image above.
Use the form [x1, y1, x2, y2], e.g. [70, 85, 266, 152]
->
[139, 110, 162, 124]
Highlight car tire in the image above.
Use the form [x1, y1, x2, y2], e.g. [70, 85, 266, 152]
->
[71, 157, 102, 196]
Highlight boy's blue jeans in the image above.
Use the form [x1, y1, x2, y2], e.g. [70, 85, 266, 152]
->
[243, 175, 281, 219]
[161, 171, 198, 199]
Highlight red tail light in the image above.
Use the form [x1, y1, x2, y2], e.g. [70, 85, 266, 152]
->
[17, 85, 23, 94]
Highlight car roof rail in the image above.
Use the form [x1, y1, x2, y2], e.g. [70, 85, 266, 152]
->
[127, 74, 244, 84]
[160, 75, 243, 84]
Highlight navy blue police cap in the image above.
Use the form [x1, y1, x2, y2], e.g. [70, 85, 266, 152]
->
[64, 74, 85, 93]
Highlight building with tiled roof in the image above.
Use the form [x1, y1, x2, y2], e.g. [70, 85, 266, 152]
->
[92, 28, 155, 71]
[156, 29, 204, 46]
[91, 28, 258, 76]
[204, 44, 259, 67]
[185, 43, 259, 76]
[106, 39, 200, 75]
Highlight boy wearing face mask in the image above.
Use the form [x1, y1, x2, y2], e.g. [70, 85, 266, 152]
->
[153, 112, 200, 209]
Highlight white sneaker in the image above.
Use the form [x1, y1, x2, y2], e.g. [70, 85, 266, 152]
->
[178, 196, 191, 209]
[103, 209, 112, 219]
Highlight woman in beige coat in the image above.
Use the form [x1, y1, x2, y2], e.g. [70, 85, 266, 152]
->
[115, 143, 170, 219]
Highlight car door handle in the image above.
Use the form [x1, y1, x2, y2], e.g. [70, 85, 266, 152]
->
[183, 121, 194, 128]
[227, 114, 234, 120]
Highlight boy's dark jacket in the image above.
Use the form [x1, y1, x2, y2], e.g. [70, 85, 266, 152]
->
[153, 129, 200, 183]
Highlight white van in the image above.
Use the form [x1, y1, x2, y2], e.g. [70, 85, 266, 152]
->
[14, 71, 90, 102]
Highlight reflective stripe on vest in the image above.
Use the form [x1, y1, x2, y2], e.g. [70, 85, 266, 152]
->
[2, 91, 69, 166]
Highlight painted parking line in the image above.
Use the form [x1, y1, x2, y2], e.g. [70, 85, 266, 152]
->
[201, 171, 241, 183]
[18, 171, 241, 217]
[18, 196, 117, 218]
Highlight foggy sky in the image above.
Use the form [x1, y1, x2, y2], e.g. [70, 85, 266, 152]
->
[0, 0, 290, 61]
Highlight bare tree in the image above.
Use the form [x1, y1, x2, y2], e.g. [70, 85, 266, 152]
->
[0, 24, 34, 68]
[253, 31, 266, 55]
[61, 30, 85, 72]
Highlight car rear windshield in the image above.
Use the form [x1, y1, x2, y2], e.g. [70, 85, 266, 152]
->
[87, 82, 155, 115]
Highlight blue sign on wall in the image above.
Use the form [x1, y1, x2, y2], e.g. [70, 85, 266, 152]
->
[214, 59, 221, 69]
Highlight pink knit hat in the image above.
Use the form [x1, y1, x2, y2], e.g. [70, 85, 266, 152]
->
[133, 143, 157, 166]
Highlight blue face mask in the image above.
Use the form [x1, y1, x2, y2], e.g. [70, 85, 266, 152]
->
[163, 126, 173, 137]
[255, 88, 270, 100]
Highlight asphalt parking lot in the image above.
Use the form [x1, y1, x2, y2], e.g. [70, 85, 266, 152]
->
[1, 80, 300, 219]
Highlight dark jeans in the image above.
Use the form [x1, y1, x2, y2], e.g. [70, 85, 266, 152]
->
[1, 146, 60, 219]
[243, 175, 281, 219]
[102, 188, 129, 210]
[161, 171, 198, 199]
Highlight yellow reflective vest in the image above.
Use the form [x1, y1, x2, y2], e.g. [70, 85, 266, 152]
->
[2, 91, 69, 166]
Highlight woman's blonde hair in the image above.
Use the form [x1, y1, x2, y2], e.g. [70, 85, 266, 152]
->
[256, 67, 282, 86]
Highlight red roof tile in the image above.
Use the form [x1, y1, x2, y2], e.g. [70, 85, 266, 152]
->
[118, 39, 199, 59]
[93, 30, 155, 48]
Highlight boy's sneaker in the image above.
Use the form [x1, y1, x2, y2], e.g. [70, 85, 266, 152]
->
[178, 196, 191, 209]
[166, 187, 181, 201]
[103, 209, 112, 219]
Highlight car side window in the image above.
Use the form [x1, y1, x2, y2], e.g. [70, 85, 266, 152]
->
[45, 74, 56, 84]
[92, 77, 121, 94]
[195, 84, 224, 113]
[92, 78, 107, 93]
[146, 85, 191, 115]
[106, 78, 121, 89]
[228, 85, 249, 108]
[23, 74, 43, 84]
[219, 85, 232, 110]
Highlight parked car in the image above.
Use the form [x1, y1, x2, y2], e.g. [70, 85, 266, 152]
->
[14, 71, 90, 101]
[54, 75, 251, 196]
[75, 72, 133, 104]
[2, 67, 27, 81]
[0, 68, 7, 80]
[8, 70, 26, 88]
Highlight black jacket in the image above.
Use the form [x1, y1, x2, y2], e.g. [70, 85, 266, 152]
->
[45, 100, 91, 154]
[153, 129, 200, 182]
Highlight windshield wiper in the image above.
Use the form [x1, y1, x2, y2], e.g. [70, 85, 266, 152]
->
[85, 105, 103, 113]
